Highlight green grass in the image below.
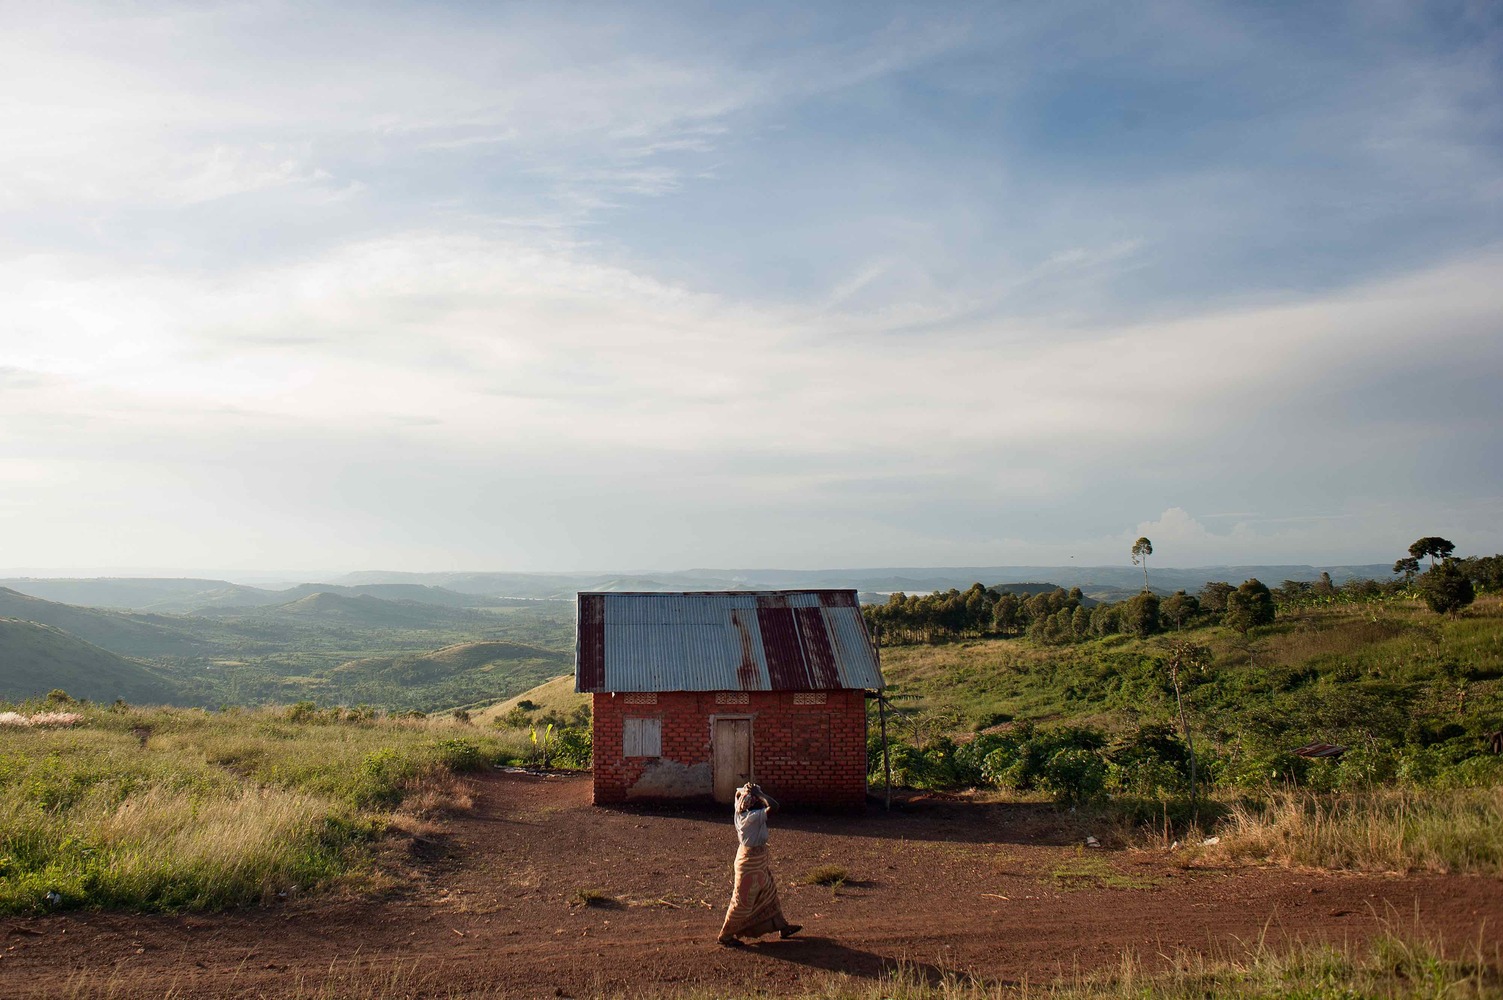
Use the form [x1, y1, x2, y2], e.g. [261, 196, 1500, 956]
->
[0, 704, 530, 913]
[873, 596, 1503, 876]
[878, 597, 1503, 734]
[1048, 852, 1161, 891]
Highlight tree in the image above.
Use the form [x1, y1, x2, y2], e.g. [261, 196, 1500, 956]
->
[1408, 536, 1456, 570]
[1199, 581, 1234, 614]
[1393, 557, 1421, 585]
[992, 593, 1022, 635]
[1160, 591, 1199, 631]
[1460, 554, 1503, 593]
[1165, 641, 1211, 808]
[1418, 561, 1475, 616]
[1122, 591, 1161, 638]
[1224, 579, 1275, 636]
[1131, 537, 1153, 592]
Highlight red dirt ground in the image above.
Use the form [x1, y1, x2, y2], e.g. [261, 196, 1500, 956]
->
[2, 771, 1499, 998]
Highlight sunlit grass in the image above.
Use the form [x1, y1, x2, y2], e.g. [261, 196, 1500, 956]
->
[0, 704, 531, 912]
[1200, 787, 1503, 875]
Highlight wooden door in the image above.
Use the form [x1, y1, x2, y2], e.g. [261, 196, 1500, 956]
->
[712, 718, 752, 803]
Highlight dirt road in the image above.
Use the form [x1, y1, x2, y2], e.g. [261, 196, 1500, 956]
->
[2, 772, 1498, 998]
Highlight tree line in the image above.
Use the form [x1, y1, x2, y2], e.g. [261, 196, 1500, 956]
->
[863, 538, 1501, 648]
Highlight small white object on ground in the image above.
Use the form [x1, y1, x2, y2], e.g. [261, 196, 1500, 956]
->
[1201, 836, 1220, 846]
[1085, 835, 1100, 848]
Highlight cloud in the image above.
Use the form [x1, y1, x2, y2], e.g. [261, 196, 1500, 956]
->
[1, 2, 1500, 571]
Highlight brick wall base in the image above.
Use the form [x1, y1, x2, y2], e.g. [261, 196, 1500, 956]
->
[592, 690, 869, 811]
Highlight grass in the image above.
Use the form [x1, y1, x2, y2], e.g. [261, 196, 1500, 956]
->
[470, 673, 587, 727]
[798, 863, 850, 887]
[1201, 787, 1503, 875]
[571, 887, 621, 908]
[1048, 852, 1160, 891]
[877, 596, 1503, 732]
[0, 703, 531, 913]
[52, 927, 1501, 998]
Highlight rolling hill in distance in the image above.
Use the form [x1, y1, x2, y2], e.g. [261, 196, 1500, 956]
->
[3, 564, 1398, 613]
[330, 565, 1397, 602]
[0, 618, 185, 705]
[0, 564, 1402, 713]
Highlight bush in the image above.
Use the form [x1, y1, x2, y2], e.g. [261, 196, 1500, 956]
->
[977, 724, 1109, 801]
[552, 728, 592, 769]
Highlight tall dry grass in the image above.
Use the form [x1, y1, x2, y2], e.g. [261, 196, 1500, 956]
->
[0, 704, 532, 912]
[1202, 787, 1503, 874]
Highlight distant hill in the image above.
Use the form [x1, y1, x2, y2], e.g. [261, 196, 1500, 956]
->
[0, 577, 512, 613]
[0, 587, 209, 659]
[0, 577, 266, 611]
[0, 618, 185, 705]
[326, 641, 572, 712]
[331, 565, 1398, 600]
[256, 592, 486, 628]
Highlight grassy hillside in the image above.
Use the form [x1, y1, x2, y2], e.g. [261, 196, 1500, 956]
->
[875, 595, 1503, 796]
[0, 587, 208, 659]
[0, 619, 184, 704]
[471, 674, 587, 726]
[327, 641, 572, 712]
[881, 596, 1503, 731]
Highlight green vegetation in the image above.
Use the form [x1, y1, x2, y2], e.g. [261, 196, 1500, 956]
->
[870, 556, 1503, 873]
[0, 618, 184, 705]
[0, 585, 576, 712]
[471, 674, 589, 728]
[0, 702, 546, 913]
[328, 641, 571, 713]
[1208, 788, 1503, 874]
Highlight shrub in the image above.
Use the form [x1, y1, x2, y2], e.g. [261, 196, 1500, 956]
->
[551, 728, 592, 769]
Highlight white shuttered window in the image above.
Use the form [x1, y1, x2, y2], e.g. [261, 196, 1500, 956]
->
[623, 717, 662, 757]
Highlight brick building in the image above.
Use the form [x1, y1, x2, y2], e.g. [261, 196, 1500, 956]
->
[576, 590, 885, 809]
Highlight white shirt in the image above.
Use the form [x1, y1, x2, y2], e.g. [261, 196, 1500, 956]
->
[735, 804, 769, 848]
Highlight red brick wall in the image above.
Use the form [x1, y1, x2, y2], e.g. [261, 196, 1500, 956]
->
[591, 690, 869, 810]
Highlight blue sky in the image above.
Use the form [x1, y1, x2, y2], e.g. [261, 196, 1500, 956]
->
[1, 1, 1500, 573]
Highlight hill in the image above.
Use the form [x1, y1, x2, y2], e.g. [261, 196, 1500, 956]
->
[876, 595, 1503, 790]
[0, 587, 209, 659]
[0, 577, 514, 613]
[263, 592, 486, 628]
[331, 564, 1397, 600]
[0, 577, 271, 611]
[471, 674, 587, 726]
[325, 641, 572, 712]
[0, 618, 184, 704]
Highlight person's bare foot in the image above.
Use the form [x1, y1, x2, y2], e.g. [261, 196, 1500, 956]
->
[779, 924, 802, 939]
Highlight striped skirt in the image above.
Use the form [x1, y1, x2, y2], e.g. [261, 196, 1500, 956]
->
[718, 844, 788, 940]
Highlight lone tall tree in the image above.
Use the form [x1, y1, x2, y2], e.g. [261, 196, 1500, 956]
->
[1131, 537, 1153, 592]
[1409, 537, 1456, 570]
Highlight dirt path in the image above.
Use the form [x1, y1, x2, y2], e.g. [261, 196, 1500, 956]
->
[3, 772, 1499, 998]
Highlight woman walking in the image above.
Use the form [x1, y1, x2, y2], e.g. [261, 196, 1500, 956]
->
[717, 782, 801, 947]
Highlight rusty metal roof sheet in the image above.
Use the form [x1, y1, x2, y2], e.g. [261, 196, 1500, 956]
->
[1291, 742, 1347, 759]
[575, 590, 884, 693]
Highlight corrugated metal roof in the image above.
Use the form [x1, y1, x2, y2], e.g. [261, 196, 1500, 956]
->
[575, 590, 884, 693]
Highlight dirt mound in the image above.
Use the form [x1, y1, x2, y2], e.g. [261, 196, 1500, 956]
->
[3, 773, 1498, 998]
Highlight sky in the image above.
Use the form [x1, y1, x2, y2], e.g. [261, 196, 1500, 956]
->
[2, 0, 1501, 575]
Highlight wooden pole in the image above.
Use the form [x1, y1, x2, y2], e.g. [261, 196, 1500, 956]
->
[875, 624, 891, 811]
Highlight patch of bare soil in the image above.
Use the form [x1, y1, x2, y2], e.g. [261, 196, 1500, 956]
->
[2, 772, 1498, 998]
